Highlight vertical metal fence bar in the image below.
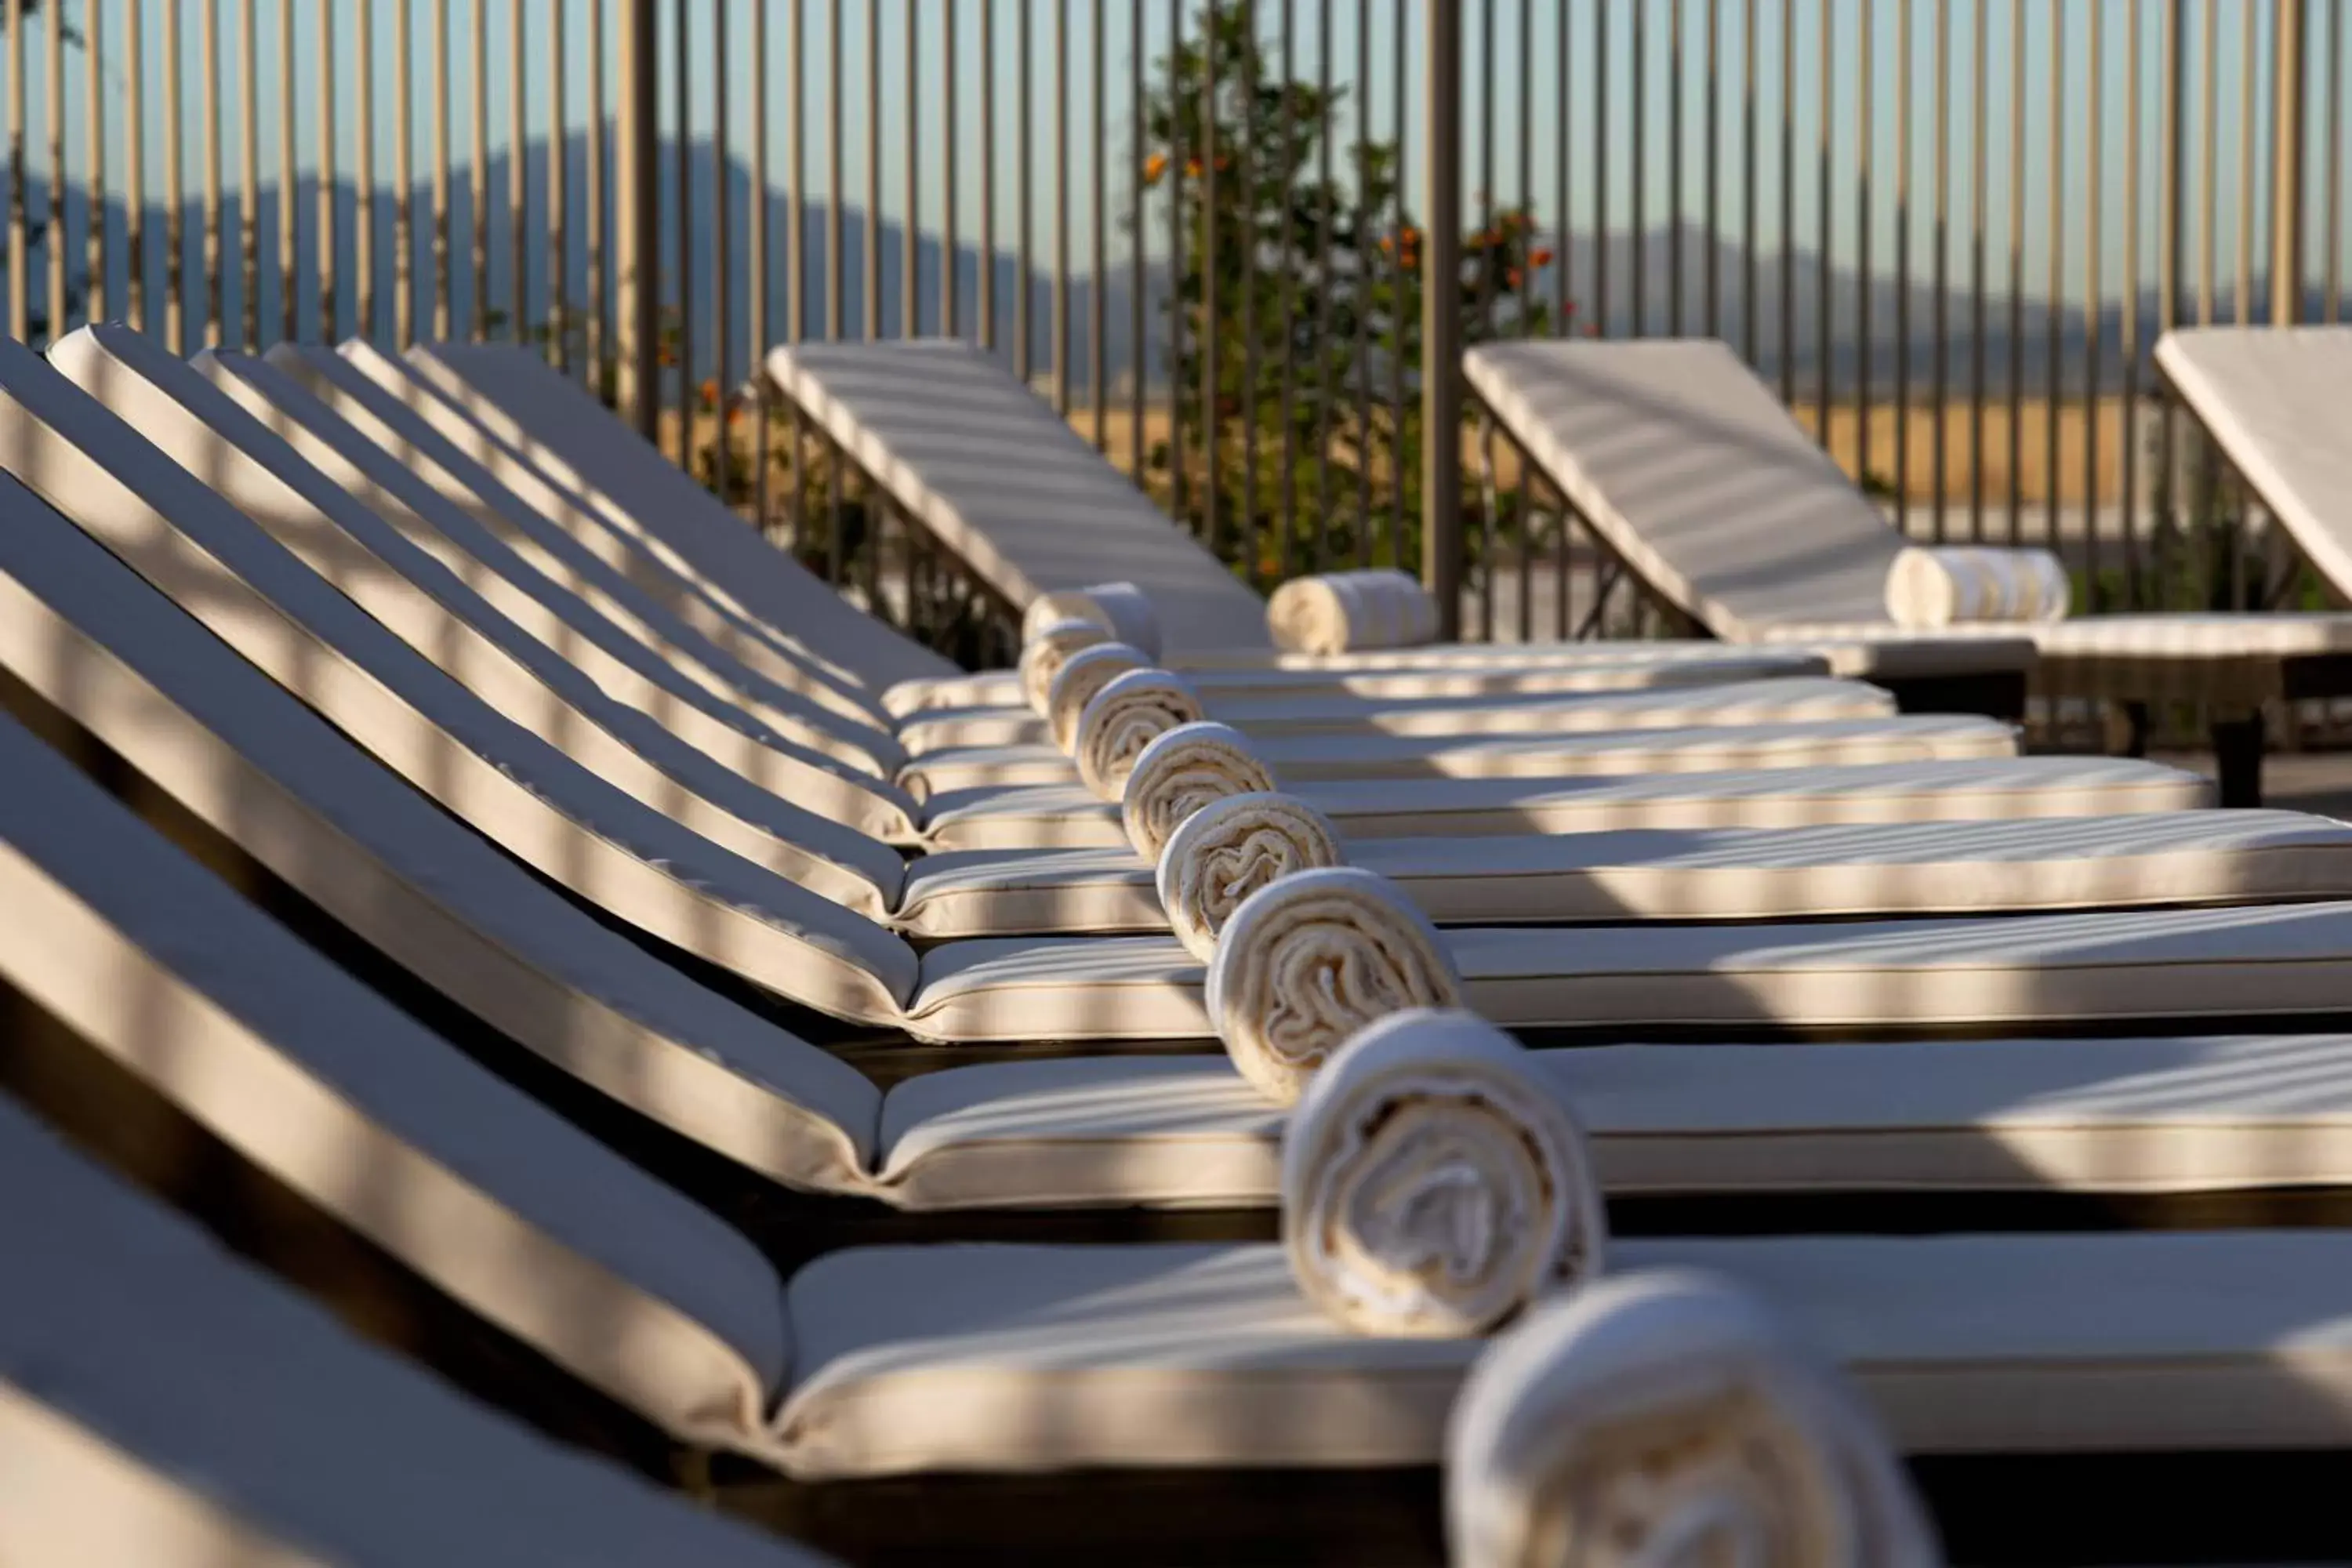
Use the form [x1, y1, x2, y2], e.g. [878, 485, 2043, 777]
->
[827, 0, 844, 346]
[1310, 0, 1330, 567]
[203, 0, 223, 345]
[1631, 0, 1646, 335]
[2158, 0, 2184, 588]
[1423, 0, 1464, 637]
[430, 0, 451, 340]
[1517, 0, 1534, 637]
[1668, 0, 1683, 337]
[237, 0, 257, 345]
[753, 0, 771, 527]
[2005, 0, 2024, 544]
[1897, 0, 1917, 534]
[1595, 0, 1609, 336]
[1090, 5, 1108, 443]
[2083, 0, 2103, 606]
[786, 0, 807, 530]
[1813, 0, 1831, 440]
[2328, 0, 2343, 323]
[470, 0, 488, 337]
[1853, 0, 1870, 497]
[908, 0, 923, 340]
[1931, 0, 1950, 541]
[1239, 0, 1259, 584]
[864, 0, 880, 342]
[2044, 0, 2063, 553]
[1474, 0, 1494, 618]
[2198, 0, 2215, 325]
[1276, 0, 1297, 560]
[392, 0, 413, 347]
[1015, 0, 1033, 375]
[944, 0, 961, 339]
[1351, 0, 1369, 562]
[1778, 0, 1792, 403]
[88, 0, 107, 328]
[1054, 0, 1071, 408]
[712, 0, 730, 501]
[981, 0, 996, 352]
[587, 0, 607, 376]
[1967, 0, 1986, 539]
[1741, 0, 1757, 363]
[1167, 0, 1185, 528]
[1389, 0, 1409, 554]
[549, 0, 569, 368]
[673, 0, 693, 459]
[2122, 0, 2143, 609]
[1559, 0, 1577, 637]
[1130, 0, 1145, 475]
[44, 0, 64, 339]
[1205, 0, 1224, 558]
[618, 0, 659, 435]
[165, 0, 187, 350]
[4, 0, 22, 347]
[2238, 0, 2259, 329]
[2274, 0, 2308, 327]
[1704, 0, 1720, 337]
[311, 0, 330, 339]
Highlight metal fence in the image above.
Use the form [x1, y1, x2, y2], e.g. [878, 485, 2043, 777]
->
[5, 1, 2348, 667]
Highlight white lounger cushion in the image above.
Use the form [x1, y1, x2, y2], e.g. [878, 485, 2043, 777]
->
[0, 339, 921, 1026]
[0, 702, 786, 1446]
[904, 899, 2352, 1043]
[903, 712, 2016, 797]
[894, 810, 2352, 938]
[774, 1231, 2352, 1478]
[875, 1033, 2352, 1210]
[898, 673, 1891, 755]
[920, 755, 2214, 850]
[0, 1094, 831, 1568]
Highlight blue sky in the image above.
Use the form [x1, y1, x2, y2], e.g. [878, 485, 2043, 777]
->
[14, 0, 2350, 315]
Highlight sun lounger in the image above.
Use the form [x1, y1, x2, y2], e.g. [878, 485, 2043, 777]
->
[0, 1090, 833, 1568]
[1466, 336, 2352, 805]
[13, 748, 2352, 1561]
[13, 461, 2352, 1225]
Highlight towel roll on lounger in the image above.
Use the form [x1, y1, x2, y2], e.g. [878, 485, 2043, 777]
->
[1283, 1010, 1605, 1338]
[1018, 616, 1113, 713]
[1073, 668, 1207, 799]
[1157, 789, 1345, 960]
[1446, 1269, 1944, 1568]
[1120, 720, 1279, 860]
[1021, 579, 1165, 659]
[1884, 545, 2072, 629]
[1268, 568, 1442, 654]
[1047, 641, 1154, 750]
[1206, 864, 1461, 1099]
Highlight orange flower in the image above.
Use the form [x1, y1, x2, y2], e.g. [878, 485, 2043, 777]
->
[1530, 245, 1555, 267]
[1184, 158, 1203, 179]
[1504, 267, 1523, 289]
[1144, 151, 1170, 185]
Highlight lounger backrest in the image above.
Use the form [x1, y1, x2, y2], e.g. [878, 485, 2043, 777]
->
[394, 339, 961, 695]
[2154, 326, 2352, 597]
[765, 339, 1277, 657]
[0, 701, 788, 1448]
[0, 1089, 833, 1566]
[0, 336, 920, 1025]
[0, 465, 883, 1188]
[1465, 339, 1905, 635]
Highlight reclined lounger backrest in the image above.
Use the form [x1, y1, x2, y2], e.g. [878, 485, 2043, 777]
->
[394, 339, 965, 695]
[0, 699, 789, 1451]
[1464, 338, 1907, 638]
[0, 463, 883, 1194]
[0, 1089, 833, 1567]
[761, 339, 1278, 661]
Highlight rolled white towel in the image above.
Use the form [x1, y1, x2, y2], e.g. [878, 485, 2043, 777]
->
[1206, 865, 1463, 1102]
[1018, 617, 1114, 714]
[1268, 568, 1442, 654]
[1022, 580, 1164, 659]
[1885, 545, 2071, 627]
[1156, 789, 1345, 961]
[1284, 1009, 1605, 1340]
[1047, 641, 1153, 751]
[1120, 720, 1280, 861]
[1073, 668, 1207, 800]
[1448, 1269, 1943, 1568]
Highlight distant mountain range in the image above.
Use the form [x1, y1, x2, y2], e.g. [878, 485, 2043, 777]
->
[12, 132, 2328, 397]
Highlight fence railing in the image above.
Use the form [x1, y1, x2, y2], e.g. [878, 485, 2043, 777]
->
[6, 1, 2348, 666]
